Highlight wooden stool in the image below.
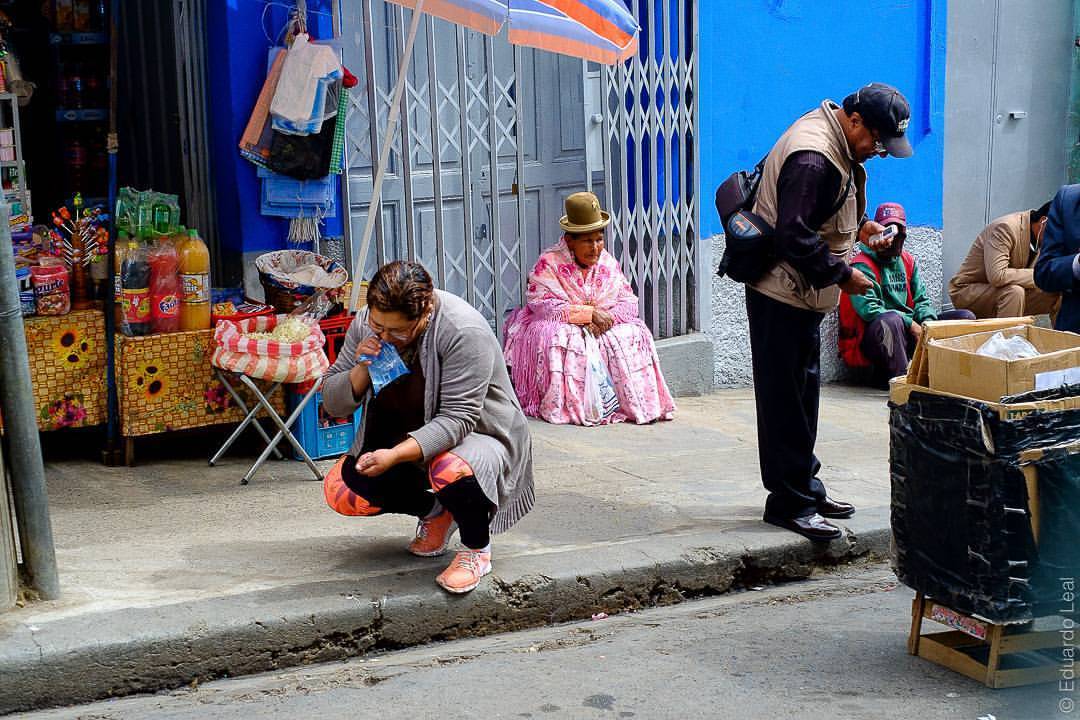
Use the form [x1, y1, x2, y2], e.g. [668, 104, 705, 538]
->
[908, 592, 1062, 688]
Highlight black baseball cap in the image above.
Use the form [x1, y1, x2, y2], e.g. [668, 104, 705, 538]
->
[842, 83, 913, 158]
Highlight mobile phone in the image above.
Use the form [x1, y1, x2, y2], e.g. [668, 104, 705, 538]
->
[870, 224, 898, 246]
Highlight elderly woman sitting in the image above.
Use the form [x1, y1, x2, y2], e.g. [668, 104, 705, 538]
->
[503, 192, 676, 426]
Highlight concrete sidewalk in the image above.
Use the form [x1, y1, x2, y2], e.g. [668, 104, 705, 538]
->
[0, 386, 894, 714]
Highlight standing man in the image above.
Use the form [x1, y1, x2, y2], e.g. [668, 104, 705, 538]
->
[1034, 184, 1080, 332]
[747, 83, 913, 541]
[949, 202, 1060, 319]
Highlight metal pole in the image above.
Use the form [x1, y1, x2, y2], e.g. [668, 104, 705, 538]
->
[104, 0, 121, 459]
[0, 442, 16, 610]
[0, 205, 60, 600]
[349, 0, 427, 310]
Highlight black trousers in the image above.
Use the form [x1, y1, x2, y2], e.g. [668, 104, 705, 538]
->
[340, 457, 495, 549]
[746, 288, 828, 519]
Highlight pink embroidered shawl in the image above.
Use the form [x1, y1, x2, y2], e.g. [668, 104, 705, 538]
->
[522, 239, 639, 324]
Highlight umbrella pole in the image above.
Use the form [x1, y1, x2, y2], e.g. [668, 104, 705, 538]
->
[349, 0, 426, 310]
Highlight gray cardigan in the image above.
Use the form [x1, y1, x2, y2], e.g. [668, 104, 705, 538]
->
[322, 290, 534, 534]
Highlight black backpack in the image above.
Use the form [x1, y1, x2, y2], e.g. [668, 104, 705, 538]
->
[714, 154, 853, 284]
[714, 155, 775, 283]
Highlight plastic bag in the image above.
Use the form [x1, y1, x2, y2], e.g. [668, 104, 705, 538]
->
[269, 34, 341, 127]
[976, 331, 1040, 360]
[362, 341, 410, 395]
[582, 332, 620, 425]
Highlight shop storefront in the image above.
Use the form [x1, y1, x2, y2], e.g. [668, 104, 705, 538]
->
[3, 1, 356, 465]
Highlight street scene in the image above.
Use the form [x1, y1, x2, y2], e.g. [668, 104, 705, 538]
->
[1, 0, 1079, 718]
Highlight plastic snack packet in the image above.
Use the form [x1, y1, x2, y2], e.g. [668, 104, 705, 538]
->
[362, 341, 410, 394]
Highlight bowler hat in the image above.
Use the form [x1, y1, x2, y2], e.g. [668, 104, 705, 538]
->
[560, 192, 611, 233]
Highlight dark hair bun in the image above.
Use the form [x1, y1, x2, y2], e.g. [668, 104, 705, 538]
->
[366, 261, 435, 320]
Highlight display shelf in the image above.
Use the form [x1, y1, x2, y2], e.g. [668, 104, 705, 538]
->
[56, 108, 108, 123]
[49, 32, 108, 46]
[0, 93, 32, 219]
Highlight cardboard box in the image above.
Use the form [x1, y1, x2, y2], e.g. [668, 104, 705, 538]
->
[891, 322, 1080, 624]
[889, 378, 1080, 420]
[926, 325, 1080, 403]
[905, 316, 1036, 388]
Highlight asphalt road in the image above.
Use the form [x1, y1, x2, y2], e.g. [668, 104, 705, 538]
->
[24, 564, 1068, 720]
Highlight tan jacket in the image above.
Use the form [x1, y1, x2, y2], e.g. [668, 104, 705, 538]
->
[948, 212, 1037, 296]
[750, 100, 867, 312]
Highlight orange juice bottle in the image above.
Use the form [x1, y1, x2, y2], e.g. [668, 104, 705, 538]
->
[178, 228, 211, 330]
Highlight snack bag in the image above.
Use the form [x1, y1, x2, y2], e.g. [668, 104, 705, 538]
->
[31, 265, 71, 315]
[362, 341, 410, 395]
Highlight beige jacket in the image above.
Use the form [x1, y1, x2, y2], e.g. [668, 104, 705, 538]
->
[948, 211, 1037, 296]
[750, 100, 867, 312]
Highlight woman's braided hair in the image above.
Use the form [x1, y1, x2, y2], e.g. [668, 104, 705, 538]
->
[366, 261, 435, 320]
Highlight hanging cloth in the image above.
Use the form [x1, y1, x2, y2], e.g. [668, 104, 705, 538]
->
[239, 48, 287, 168]
[269, 34, 341, 130]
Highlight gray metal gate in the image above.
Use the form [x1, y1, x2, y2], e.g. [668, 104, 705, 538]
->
[600, 0, 699, 339]
[337, 1, 699, 340]
[339, 2, 588, 333]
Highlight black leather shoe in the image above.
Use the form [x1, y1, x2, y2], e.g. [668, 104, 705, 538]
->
[816, 496, 855, 519]
[763, 512, 843, 542]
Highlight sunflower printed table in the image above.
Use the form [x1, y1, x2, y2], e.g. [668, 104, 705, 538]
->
[14, 310, 108, 432]
[117, 329, 285, 465]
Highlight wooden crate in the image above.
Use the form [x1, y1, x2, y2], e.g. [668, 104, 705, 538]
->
[4, 310, 108, 432]
[908, 594, 1062, 688]
[116, 329, 283, 439]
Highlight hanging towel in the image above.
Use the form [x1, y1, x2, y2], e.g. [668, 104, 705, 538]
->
[328, 67, 358, 175]
[328, 85, 349, 175]
[270, 34, 341, 127]
[239, 48, 287, 167]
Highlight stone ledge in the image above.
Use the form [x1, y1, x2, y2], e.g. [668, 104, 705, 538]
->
[656, 332, 715, 397]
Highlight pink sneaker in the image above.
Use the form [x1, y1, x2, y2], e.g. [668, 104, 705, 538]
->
[407, 510, 457, 557]
[436, 550, 492, 594]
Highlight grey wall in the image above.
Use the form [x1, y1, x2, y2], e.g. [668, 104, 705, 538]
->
[708, 228, 944, 388]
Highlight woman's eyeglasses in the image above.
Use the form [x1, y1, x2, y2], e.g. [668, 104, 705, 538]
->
[368, 315, 421, 342]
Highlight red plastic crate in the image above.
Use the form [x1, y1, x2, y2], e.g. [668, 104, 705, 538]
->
[320, 313, 354, 366]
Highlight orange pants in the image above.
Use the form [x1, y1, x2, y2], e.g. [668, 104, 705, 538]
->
[323, 451, 474, 516]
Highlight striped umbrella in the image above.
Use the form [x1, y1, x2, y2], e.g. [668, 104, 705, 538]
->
[388, 0, 639, 64]
[350, 0, 639, 306]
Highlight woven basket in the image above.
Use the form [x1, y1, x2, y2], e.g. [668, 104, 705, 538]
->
[255, 250, 347, 313]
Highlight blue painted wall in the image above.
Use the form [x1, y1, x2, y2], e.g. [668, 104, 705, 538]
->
[698, 0, 946, 236]
[206, 0, 342, 281]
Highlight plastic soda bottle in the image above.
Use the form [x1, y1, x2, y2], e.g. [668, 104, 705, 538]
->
[149, 242, 181, 333]
[120, 237, 152, 336]
[178, 228, 211, 331]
